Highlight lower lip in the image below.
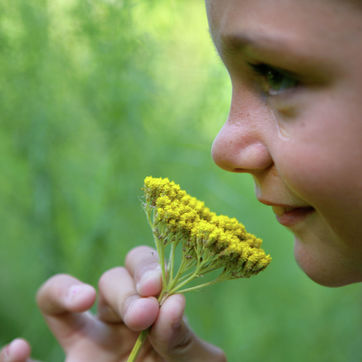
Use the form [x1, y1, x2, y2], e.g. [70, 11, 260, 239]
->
[276, 207, 315, 227]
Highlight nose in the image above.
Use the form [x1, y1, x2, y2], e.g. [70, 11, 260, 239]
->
[211, 91, 273, 174]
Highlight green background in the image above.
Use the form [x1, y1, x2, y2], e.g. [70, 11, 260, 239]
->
[0, 1, 360, 361]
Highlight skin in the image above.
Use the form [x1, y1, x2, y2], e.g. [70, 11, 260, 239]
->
[0, 247, 225, 362]
[1, 0, 361, 360]
[0, 339, 32, 362]
[207, 0, 362, 286]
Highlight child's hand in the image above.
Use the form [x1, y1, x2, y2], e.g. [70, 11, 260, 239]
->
[34, 246, 226, 362]
[0, 338, 33, 362]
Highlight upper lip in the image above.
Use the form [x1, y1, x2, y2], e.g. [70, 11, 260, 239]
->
[258, 199, 313, 215]
[258, 199, 301, 208]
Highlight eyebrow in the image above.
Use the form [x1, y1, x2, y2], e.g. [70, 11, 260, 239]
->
[216, 32, 299, 59]
[212, 30, 335, 76]
[210, 29, 339, 84]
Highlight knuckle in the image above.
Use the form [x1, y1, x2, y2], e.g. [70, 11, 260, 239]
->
[36, 273, 69, 303]
[170, 330, 194, 355]
[98, 266, 127, 291]
[120, 293, 139, 321]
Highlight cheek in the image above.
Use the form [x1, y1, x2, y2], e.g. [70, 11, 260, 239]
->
[275, 122, 362, 210]
[276, 142, 336, 204]
[277, 141, 362, 251]
[274, 90, 362, 205]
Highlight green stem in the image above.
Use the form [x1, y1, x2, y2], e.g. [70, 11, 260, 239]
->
[144, 206, 154, 232]
[166, 257, 192, 292]
[144, 207, 167, 284]
[126, 329, 149, 362]
[168, 268, 200, 295]
[152, 230, 167, 290]
[177, 258, 215, 281]
[175, 278, 222, 294]
[176, 269, 196, 283]
[167, 241, 177, 285]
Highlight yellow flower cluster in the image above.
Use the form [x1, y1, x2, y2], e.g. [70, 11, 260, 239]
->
[143, 176, 271, 278]
[129, 176, 272, 362]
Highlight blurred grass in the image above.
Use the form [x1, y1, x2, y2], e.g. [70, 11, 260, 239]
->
[0, 0, 360, 361]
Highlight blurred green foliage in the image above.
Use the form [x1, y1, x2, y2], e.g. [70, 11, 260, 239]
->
[0, 0, 360, 361]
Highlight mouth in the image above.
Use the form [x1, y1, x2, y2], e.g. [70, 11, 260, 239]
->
[271, 205, 315, 227]
[258, 199, 315, 227]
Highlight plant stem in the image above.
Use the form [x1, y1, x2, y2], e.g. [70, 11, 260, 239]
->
[144, 206, 168, 288]
[168, 268, 200, 295]
[152, 229, 167, 290]
[175, 278, 221, 294]
[126, 289, 170, 362]
[166, 257, 191, 292]
[176, 270, 196, 283]
[167, 241, 177, 284]
[126, 329, 149, 362]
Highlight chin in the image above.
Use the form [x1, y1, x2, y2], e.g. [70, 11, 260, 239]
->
[293, 239, 361, 287]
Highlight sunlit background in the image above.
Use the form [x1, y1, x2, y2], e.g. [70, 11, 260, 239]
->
[0, 1, 361, 361]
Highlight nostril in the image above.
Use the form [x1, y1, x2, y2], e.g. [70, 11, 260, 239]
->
[233, 168, 251, 173]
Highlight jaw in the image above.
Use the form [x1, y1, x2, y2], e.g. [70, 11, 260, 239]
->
[294, 236, 362, 287]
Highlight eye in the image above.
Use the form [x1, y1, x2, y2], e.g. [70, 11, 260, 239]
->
[248, 62, 300, 95]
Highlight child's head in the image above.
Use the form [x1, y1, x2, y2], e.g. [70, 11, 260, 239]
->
[205, 0, 362, 286]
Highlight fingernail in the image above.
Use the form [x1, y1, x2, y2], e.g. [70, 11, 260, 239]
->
[136, 266, 161, 295]
[66, 284, 94, 304]
[124, 297, 159, 330]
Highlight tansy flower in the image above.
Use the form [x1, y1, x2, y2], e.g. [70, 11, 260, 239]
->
[127, 176, 272, 362]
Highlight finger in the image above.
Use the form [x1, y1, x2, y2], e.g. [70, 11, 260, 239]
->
[150, 295, 226, 362]
[97, 266, 159, 331]
[125, 246, 162, 297]
[37, 274, 96, 315]
[0, 338, 31, 362]
[36, 274, 96, 346]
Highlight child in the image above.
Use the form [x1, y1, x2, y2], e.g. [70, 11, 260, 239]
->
[2, 0, 361, 360]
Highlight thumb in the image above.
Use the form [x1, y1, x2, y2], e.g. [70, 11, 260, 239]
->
[149, 294, 226, 362]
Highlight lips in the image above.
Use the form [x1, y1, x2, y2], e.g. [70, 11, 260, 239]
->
[258, 199, 315, 227]
[272, 205, 315, 227]
[272, 206, 297, 216]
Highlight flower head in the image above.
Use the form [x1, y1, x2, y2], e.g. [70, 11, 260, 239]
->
[143, 176, 271, 280]
[129, 176, 272, 362]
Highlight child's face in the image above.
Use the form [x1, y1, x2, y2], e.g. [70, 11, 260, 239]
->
[206, 0, 362, 286]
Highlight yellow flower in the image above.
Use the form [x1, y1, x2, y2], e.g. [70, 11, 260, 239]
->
[143, 176, 271, 279]
[129, 176, 272, 361]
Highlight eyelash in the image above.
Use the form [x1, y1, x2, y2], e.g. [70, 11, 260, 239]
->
[248, 62, 300, 95]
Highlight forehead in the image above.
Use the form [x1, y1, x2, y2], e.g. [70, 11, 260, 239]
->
[206, 0, 362, 54]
